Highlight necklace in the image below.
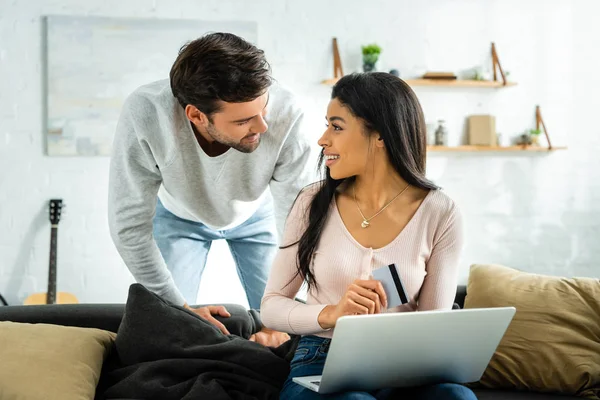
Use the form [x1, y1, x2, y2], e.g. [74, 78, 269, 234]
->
[353, 183, 410, 228]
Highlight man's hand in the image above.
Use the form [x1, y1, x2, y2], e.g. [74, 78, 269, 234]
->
[249, 327, 290, 347]
[184, 304, 231, 335]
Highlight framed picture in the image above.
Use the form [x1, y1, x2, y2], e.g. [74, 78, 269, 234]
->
[43, 15, 257, 156]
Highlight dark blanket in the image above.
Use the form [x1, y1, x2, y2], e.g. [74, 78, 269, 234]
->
[97, 284, 299, 400]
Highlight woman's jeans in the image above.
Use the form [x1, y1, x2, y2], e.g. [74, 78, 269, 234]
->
[280, 335, 478, 400]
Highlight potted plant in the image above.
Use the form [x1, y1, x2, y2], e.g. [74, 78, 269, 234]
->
[529, 128, 542, 145]
[516, 128, 542, 147]
[362, 44, 382, 72]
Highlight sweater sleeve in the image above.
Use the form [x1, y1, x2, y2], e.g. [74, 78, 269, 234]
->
[260, 185, 329, 335]
[417, 203, 464, 311]
[269, 112, 315, 241]
[108, 94, 186, 306]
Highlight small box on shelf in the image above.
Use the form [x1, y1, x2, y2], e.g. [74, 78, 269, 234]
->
[468, 115, 497, 146]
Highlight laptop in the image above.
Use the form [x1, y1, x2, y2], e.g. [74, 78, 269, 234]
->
[292, 306, 516, 394]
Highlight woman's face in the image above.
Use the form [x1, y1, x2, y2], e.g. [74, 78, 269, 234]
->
[318, 98, 379, 180]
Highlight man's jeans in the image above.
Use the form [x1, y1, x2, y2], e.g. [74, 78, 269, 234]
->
[153, 197, 278, 309]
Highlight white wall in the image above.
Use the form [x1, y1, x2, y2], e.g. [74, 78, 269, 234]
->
[1, 0, 598, 307]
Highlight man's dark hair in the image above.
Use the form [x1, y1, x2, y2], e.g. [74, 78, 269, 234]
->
[170, 32, 272, 117]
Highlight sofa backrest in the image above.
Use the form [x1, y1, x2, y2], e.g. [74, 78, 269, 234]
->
[0, 304, 125, 332]
[455, 285, 467, 308]
[0, 286, 469, 333]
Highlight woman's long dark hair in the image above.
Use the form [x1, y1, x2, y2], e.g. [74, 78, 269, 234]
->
[287, 72, 439, 292]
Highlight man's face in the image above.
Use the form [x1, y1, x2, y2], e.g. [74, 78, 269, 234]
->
[204, 92, 270, 153]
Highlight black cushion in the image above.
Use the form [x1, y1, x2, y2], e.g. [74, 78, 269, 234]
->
[98, 284, 296, 400]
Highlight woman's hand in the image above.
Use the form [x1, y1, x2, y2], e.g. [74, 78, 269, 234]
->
[249, 327, 291, 347]
[318, 279, 388, 329]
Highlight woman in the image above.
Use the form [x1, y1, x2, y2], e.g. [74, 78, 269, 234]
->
[260, 72, 475, 400]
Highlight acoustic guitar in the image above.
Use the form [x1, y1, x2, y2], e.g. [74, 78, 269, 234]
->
[24, 199, 78, 305]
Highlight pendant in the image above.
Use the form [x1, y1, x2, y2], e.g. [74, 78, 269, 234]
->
[361, 220, 370, 228]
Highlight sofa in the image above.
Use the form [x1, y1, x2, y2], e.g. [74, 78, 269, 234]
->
[1, 264, 598, 400]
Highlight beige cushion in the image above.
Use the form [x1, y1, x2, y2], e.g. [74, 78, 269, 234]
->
[0, 321, 116, 400]
[464, 264, 600, 399]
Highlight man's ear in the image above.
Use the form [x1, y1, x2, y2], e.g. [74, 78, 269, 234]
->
[185, 104, 209, 127]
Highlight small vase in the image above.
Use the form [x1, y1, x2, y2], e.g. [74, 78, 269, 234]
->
[519, 133, 532, 146]
[363, 62, 376, 72]
[434, 120, 448, 146]
[362, 54, 379, 72]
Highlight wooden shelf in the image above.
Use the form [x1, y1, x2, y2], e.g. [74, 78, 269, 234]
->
[406, 79, 517, 88]
[427, 145, 566, 152]
[321, 78, 341, 85]
[322, 77, 516, 88]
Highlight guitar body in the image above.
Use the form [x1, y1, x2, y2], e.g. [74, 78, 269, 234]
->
[23, 292, 78, 305]
[23, 199, 78, 305]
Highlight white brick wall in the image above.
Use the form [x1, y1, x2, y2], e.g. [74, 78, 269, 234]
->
[1, 0, 598, 306]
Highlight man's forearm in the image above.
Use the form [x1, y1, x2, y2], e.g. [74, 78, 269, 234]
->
[110, 230, 186, 306]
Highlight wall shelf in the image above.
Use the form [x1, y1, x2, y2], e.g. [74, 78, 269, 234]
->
[321, 77, 516, 88]
[321, 78, 341, 85]
[321, 42, 553, 150]
[405, 79, 517, 88]
[427, 145, 566, 152]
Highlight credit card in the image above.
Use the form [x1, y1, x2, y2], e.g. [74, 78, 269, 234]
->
[371, 263, 409, 308]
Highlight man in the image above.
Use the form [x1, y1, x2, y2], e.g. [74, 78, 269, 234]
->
[108, 32, 313, 345]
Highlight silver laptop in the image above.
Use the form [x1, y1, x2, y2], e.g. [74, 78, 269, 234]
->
[292, 307, 515, 394]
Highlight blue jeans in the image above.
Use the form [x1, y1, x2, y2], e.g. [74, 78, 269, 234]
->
[281, 336, 478, 400]
[153, 197, 278, 309]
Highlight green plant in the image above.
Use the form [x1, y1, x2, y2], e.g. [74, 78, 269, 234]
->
[529, 128, 542, 135]
[362, 44, 382, 65]
[472, 69, 484, 81]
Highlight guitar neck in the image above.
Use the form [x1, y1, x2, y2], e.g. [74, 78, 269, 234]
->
[47, 225, 58, 304]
